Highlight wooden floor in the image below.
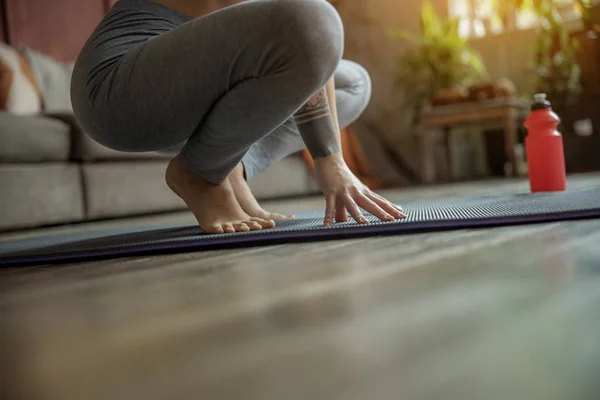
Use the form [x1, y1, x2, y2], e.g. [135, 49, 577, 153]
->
[2, 176, 600, 400]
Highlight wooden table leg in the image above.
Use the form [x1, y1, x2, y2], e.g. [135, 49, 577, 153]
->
[503, 110, 518, 177]
[443, 126, 456, 181]
[419, 124, 435, 184]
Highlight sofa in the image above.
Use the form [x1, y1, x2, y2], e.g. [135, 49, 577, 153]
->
[0, 45, 319, 231]
[0, 108, 319, 231]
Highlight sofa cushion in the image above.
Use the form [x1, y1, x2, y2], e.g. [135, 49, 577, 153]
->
[0, 112, 71, 162]
[0, 163, 84, 230]
[82, 161, 185, 219]
[249, 156, 319, 199]
[82, 156, 316, 220]
[22, 47, 74, 113]
[0, 43, 42, 114]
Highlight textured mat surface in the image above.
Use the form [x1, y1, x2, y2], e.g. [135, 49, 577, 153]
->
[2, 187, 600, 267]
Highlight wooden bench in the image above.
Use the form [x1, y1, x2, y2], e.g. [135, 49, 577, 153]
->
[418, 98, 530, 183]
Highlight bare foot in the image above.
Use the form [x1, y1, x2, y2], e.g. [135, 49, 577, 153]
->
[229, 163, 294, 222]
[166, 155, 274, 234]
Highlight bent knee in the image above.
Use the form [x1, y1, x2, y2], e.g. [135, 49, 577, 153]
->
[267, 0, 344, 84]
[352, 63, 372, 112]
[333, 61, 372, 127]
[336, 60, 372, 97]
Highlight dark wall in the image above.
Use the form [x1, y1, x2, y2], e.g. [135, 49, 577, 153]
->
[2, 0, 113, 61]
[0, 0, 6, 42]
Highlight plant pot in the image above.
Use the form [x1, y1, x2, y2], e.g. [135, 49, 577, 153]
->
[430, 87, 469, 106]
[467, 79, 517, 102]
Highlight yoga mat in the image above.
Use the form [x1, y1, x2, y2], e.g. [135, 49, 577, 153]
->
[2, 187, 600, 267]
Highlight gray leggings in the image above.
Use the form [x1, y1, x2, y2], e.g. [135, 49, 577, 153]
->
[71, 0, 371, 183]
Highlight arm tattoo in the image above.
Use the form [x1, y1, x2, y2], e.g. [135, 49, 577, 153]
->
[294, 88, 331, 125]
[293, 87, 341, 159]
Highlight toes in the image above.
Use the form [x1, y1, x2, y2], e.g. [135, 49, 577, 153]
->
[250, 217, 276, 229]
[233, 223, 250, 232]
[222, 224, 236, 233]
[272, 213, 295, 220]
[246, 221, 263, 231]
[205, 225, 225, 234]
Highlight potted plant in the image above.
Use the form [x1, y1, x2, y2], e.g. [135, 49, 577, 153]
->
[572, 0, 600, 99]
[576, 0, 600, 32]
[531, 0, 582, 108]
[532, 0, 599, 172]
[391, 2, 488, 122]
[492, 0, 526, 32]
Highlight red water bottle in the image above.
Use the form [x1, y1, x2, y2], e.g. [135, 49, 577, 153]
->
[523, 93, 566, 192]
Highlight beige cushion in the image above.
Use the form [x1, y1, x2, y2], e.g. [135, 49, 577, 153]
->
[82, 156, 316, 220]
[82, 161, 185, 219]
[0, 112, 71, 162]
[22, 47, 74, 113]
[0, 44, 42, 115]
[249, 156, 319, 199]
[0, 164, 84, 230]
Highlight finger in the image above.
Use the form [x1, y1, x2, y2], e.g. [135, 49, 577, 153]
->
[335, 202, 349, 223]
[366, 192, 407, 219]
[343, 194, 369, 224]
[371, 192, 404, 213]
[324, 195, 336, 227]
[354, 192, 395, 222]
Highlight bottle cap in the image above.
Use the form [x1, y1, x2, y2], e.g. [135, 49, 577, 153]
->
[531, 93, 551, 111]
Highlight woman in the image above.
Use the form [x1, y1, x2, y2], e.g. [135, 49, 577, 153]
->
[71, 0, 407, 234]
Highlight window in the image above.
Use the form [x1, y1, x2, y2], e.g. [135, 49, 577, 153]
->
[448, 0, 582, 37]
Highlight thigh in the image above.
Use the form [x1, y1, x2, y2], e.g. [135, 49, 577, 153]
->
[96, 0, 321, 151]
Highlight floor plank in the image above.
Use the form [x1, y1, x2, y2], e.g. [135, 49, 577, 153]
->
[1, 175, 600, 400]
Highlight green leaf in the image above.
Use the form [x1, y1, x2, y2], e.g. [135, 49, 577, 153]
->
[389, 29, 421, 44]
[445, 17, 461, 38]
[421, 2, 442, 38]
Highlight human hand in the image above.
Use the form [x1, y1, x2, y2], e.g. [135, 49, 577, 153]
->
[313, 153, 407, 226]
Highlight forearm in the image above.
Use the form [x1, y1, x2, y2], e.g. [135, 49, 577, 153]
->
[325, 77, 340, 137]
[294, 78, 342, 160]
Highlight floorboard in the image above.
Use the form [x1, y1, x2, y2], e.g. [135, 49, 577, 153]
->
[1, 175, 600, 400]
